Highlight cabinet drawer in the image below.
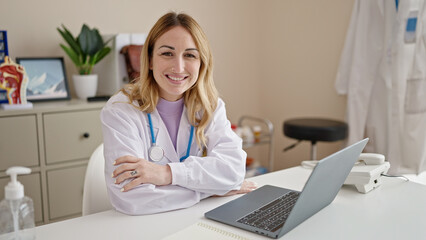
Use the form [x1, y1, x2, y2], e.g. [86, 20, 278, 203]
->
[0, 115, 39, 171]
[0, 173, 43, 224]
[44, 110, 102, 164]
[47, 165, 86, 220]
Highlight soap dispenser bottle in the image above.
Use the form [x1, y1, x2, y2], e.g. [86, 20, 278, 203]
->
[0, 166, 35, 240]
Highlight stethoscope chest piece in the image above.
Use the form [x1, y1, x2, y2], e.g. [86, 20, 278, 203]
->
[146, 112, 193, 163]
[149, 145, 164, 162]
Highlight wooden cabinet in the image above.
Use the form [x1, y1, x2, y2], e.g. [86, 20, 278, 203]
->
[0, 115, 39, 170]
[0, 100, 105, 225]
[46, 165, 87, 220]
[44, 110, 103, 164]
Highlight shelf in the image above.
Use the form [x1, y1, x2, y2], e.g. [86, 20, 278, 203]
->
[238, 115, 274, 172]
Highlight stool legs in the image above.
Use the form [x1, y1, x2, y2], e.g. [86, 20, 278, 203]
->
[310, 141, 317, 160]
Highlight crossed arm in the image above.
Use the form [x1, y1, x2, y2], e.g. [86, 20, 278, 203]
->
[101, 97, 256, 215]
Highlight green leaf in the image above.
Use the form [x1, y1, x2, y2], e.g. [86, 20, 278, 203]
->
[93, 47, 111, 65]
[59, 44, 81, 67]
[79, 64, 92, 75]
[80, 50, 88, 65]
[78, 25, 90, 55]
[89, 54, 97, 66]
[92, 28, 104, 53]
[57, 25, 81, 55]
[78, 24, 103, 56]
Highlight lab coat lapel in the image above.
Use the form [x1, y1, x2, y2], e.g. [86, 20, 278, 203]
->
[176, 106, 194, 160]
[147, 110, 179, 163]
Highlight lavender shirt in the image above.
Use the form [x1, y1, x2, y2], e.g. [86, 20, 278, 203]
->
[156, 98, 184, 150]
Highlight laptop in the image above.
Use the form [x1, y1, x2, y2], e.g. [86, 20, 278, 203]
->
[205, 138, 368, 239]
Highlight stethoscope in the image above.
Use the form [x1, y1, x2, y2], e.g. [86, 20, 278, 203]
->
[147, 113, 194, 162]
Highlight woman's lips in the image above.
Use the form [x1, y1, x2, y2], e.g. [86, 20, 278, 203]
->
[166, 74, 188, 82]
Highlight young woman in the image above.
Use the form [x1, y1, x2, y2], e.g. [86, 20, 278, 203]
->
[101, 12, 256, 215]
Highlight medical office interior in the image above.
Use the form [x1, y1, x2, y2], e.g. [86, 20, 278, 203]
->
[1, 0, 426, 238]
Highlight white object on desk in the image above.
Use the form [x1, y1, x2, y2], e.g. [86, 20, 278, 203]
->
[302, 153, 390, 194]
[163, 220, 254, 240]
[344, 162, 390, 193]
[357, 153, 385, 165]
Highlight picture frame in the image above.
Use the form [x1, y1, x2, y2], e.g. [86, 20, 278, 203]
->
[0, 30, 8, 64]
[16, 57, 70, 102]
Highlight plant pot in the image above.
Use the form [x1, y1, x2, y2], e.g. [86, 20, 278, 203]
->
[72, 74, 98, 100]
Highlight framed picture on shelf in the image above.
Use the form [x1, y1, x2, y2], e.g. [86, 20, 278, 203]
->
[0, 30, 8, 64]
[16, 57, 70, 102]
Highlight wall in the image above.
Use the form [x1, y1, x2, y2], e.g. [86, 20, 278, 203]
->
[1, 0, 354, 171]
[258, 0, 354, 170]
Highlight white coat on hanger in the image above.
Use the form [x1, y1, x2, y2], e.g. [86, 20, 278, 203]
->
[336, 0, 426, 174]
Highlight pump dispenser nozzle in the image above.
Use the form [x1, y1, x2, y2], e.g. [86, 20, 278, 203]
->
[5, 166, 31, 200]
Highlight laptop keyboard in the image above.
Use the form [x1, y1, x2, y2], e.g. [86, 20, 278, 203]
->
[237, 191, 300, 232]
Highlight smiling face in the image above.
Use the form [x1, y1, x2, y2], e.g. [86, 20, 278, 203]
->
[150, 26, 201, 102]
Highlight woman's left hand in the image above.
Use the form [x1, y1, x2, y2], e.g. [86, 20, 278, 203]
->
[218, 180, 258, 197]
[112, 155, 172, 192]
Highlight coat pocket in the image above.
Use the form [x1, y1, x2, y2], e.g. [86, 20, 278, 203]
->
[405, 78, 426, 114]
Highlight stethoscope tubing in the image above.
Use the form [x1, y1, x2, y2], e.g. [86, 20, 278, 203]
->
[147, 113, 194, 162]
[180, 125, 194, 162]
[147, 112, 157, 145]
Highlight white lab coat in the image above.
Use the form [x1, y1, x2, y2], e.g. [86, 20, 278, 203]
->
[397, 0, 426, 174]
[100, 91, 246, 215]
[336, 0, 426, 174]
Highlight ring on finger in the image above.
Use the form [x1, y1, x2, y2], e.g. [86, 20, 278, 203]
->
[130, 170, 138, 176]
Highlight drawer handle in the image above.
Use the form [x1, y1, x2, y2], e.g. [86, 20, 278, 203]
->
[83, 132, 90, 138]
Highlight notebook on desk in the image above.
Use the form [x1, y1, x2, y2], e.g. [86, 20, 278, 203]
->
[205, 138, 368, 239]
[163, 220, 254, 240]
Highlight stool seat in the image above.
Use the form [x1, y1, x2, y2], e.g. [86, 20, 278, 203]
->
[284, 118, 348, 142]
[283, 118, 348, 160]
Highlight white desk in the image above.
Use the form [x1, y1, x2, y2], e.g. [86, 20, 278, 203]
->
[35, 167, 426, 239]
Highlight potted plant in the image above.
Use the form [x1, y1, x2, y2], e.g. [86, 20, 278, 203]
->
[57, 24, 111, 99]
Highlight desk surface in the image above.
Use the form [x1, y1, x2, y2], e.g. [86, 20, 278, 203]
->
[35, 167, 426, 240]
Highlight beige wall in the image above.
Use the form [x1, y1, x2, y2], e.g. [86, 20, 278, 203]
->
[258, 0, 353, 170]
[1, 0, 353, 171]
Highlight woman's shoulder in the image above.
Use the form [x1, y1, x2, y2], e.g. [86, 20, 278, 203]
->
[105, 91, 133, 106]
[103, 91, 140, 113]
[217, 97, 225, 107]
[214, 97, 226, 112]
[208, 97, 227, 120]
[106, 91, 128, 103]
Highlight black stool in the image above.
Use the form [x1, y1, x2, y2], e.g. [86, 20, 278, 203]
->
[283, 118, 348, 160]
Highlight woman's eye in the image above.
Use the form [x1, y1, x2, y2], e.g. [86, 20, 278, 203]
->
[185, 53, 197, 58]
[161, 52, 173, 56]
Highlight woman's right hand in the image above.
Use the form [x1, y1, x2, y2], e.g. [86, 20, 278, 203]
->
[112, 155, 172, 192]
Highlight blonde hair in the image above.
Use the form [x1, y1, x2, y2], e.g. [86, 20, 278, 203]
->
[122, 12, 218, 148]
